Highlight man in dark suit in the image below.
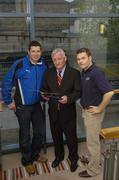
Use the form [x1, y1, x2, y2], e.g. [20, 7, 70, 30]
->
[42, 48, 81, 172]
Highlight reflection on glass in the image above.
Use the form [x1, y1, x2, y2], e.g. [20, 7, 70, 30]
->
[99, 23, 107, 35]
[0, 18, 29, 53]
[34, 17, 119, 89]
[0, 0, 26, 12]
[34, 0, 74, 13]
[0, 0, 119, 154]
[34, 0, 119, 14]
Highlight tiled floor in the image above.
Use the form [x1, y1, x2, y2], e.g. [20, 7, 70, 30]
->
[2, 142, 103, 180]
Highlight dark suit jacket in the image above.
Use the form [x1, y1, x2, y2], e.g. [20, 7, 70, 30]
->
[42, 64, 81, 123]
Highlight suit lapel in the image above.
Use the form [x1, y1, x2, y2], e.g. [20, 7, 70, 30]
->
[52, 68, 59, 88]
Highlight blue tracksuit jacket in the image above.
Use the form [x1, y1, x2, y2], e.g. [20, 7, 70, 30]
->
[2, 56, 47, 105]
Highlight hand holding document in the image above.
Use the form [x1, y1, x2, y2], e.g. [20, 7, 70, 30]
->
[40, 91, 61, 100]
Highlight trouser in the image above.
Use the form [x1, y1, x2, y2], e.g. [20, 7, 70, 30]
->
[15, 103, 44, 166]
[49, 115, 79, 162]
[82, 109, 105, 176]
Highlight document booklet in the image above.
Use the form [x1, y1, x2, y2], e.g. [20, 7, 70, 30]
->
[40, 91, 61, 100]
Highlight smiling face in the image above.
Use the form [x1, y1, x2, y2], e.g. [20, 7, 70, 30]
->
[52, 51, 67, 70]
[76, 52, 92, 71]
[28, 46, 42, 64]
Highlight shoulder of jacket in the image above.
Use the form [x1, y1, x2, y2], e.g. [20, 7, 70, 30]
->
[92, 65, 105, 76]
[45, 66, 55, 74]
[14, 58, 25, 71]
[67, 65, 79, 72]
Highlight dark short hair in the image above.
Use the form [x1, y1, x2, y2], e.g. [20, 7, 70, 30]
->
[76, 48, 92, 57]
[28, 41, 42, 51]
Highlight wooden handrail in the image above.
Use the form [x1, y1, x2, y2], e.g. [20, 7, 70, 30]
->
[100, 127, 119, 139]
[0, 100, 3, 112]
[113, 89, 119, 94]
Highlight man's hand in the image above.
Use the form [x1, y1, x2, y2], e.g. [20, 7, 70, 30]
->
[41, 94, 50, 101]
[59, 96, 68, 104]
[88, 91, 114, 114]
[87, 106, 102, 114]
[8, 102, 16, 111]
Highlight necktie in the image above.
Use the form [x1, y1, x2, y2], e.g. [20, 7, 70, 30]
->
[57, 70, 62, 87]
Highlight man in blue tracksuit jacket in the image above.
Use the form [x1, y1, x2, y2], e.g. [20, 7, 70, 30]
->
[2, 41, 47, 174]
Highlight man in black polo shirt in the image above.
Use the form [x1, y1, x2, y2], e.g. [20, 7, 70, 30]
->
[76, 48, 114, 177]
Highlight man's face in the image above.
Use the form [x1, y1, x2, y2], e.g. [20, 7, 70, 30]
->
[28, 46, 42, 64]
[76, 52, 92, 71]
[52, 52, 67, 70]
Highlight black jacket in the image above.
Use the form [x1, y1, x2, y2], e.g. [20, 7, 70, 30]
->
[42, 64, 81, 123]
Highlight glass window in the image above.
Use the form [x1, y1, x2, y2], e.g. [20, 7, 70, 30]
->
[0, 0, 119, 153]
[0, 17, 30, 88]
[0, 0, 27, 12]
[35, 16, 119, 91]
[70, 0, 119, 14]
[35, 17, 74, 66]
[35, 17, 69, 49]
[0, 16, 30, 151]
[34, 0, 119, 14]
[34, 0, 73, 13]
[0, 17, 29, 54]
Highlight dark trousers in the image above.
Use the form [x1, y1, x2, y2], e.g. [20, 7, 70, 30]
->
[15, 103, 44, 166]
[49, 114, 79, 162]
